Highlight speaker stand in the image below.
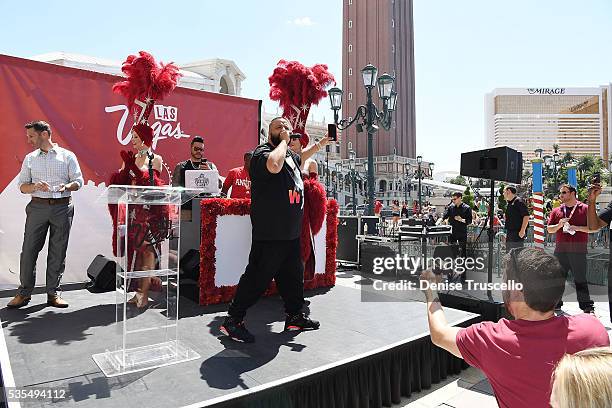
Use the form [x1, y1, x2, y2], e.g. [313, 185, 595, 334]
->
[486, 180, 495, 301]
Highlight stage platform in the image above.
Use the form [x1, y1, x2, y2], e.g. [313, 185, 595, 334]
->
[0, 284, 479, 408]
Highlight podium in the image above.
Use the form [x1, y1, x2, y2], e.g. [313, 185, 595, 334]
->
[93, 185, 200, 377]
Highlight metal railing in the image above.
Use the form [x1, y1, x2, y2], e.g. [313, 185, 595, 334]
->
[465, 224, 611, 249]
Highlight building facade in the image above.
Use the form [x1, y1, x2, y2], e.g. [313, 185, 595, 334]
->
[485, 86, 612, 161]
[341, 0, 416, 159]
[262, 111, 433, 208]
[331, 155, 432, 209]
[31, 52, 246, 96]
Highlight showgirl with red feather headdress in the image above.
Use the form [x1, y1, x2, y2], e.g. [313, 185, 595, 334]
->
[268, 59, 336, 280]
[107, 51, 181, 308]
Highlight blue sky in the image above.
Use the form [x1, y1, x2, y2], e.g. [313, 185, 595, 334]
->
[1, 0, 611, 172]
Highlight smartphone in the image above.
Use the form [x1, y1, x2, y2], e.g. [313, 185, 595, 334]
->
[591, 172, 601, 184]
[327, 123, 337, 141]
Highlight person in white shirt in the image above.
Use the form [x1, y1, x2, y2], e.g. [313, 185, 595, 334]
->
[8, 121, 83, 309]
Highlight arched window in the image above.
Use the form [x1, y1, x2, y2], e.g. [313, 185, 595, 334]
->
[344, 174, 351, 191]
[219, 74, 236, 95]
[379, 180, 387, 192]
[220, 76, 229, 94]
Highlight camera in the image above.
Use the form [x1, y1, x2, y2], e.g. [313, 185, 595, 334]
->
[591, 172, 601, 184]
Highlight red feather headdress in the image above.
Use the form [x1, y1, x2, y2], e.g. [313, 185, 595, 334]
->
[269, 60, 335, 147]
[112, 51, 181, 146]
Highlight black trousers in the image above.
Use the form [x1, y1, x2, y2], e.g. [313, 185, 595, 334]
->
[608, 262, 612, 321]
[228, 239, 304, 320]
[449, 235, 467, 282]
[505, 230, 525, 253]
[554, 252, 594, 311]
[19, 201, 74, 297]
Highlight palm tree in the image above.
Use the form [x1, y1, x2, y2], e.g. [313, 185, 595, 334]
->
[577, 155, 595, 182]
[553, 143, 559, 154]
[561, 152, 575, 166]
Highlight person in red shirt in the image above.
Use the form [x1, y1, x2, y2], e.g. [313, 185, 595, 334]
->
[546, 184, 595, 313]
[222, 151, 252, 199]
[420, 247, 609, 408]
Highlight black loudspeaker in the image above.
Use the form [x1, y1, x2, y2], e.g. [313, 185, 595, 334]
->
[360, 241, 398, 276]
[360, 216, 379, 235]
[87, 255, 117, 292]
[337, 216, 359, 263]
[460, 146, 522, 184]
[180, 249, 200, 280]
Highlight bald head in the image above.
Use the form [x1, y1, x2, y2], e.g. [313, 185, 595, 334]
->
[268, 117, 292, 146]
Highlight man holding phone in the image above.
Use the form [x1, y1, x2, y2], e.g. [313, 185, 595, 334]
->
[220, 117, 321, 343]
[8, 121, 83, 309]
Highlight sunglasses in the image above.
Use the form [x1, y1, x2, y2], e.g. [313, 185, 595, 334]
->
[192, 146, 203, 152]
[559, 191, 569, 195]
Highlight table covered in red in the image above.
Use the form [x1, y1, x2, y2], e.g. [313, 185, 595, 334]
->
[198, 198, 338, 305]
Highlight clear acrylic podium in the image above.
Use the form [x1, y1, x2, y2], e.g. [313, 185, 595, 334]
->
[93, 185, 201, 377]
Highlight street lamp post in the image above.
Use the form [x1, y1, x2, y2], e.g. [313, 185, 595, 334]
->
[553, 152, 559, 192]
[328, 64, 398, 216]
[417, 155, 423, 214]
[535, 148, 543, 159]
[335, 162, 342, 200]
[544, 155, 552, 194]
[349, 150, 357, 215]
[325, 145, 330, 197]
[428, 163, 434, 204]
[403, 164, 410, 204]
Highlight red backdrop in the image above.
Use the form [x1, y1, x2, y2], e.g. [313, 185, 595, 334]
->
[0, 54, 261, 192]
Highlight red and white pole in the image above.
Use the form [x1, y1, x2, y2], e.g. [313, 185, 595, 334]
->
[531, 158, 545, 248]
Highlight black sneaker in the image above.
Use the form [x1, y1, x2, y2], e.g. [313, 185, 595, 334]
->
[284, 313, 320, 331]
[582, 307, 596, 316]
[220, 316, 255, 343]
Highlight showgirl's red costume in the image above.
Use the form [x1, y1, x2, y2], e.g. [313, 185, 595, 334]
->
[107, 51, 181, 273]
[375, 200, 383, 215]
[268, 60, 335, 278]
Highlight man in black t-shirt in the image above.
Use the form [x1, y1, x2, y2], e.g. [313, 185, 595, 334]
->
[503, 186, 530, 252]
[586, 183, 612, 322]
[171, 136, 219, 187]
[171, 136, 218, 217]
[221, 117, 320, 343]
[440, 192, 473, 282]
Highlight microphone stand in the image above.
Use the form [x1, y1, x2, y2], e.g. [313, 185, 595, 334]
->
[147, 152, 155, 186]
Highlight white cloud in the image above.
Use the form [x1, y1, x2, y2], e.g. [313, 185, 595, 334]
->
[286, 17, 316, 27]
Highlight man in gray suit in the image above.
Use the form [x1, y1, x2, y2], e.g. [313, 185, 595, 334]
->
[7, 121, 83, 309]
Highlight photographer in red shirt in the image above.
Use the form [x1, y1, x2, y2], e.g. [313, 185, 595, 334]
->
[420, 248, 608, 408]
[222, 151, 252, 199]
